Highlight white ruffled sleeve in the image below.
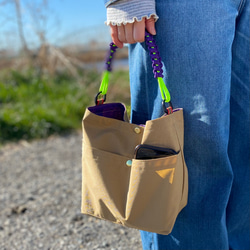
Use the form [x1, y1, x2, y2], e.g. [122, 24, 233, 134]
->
[106, 0, 158, 26]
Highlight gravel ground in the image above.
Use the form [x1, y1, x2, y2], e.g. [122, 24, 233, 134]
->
[0, 132, 142, 250]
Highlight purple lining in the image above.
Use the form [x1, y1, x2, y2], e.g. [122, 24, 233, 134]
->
[88, 103, 126, 121]
[89, 103, 182, 123]
[162, 108, 182, 116]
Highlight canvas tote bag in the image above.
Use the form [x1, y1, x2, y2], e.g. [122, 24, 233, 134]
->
[81, 31, 188, 235]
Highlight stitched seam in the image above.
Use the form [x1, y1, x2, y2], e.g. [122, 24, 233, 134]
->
[237, 0, 246, 15]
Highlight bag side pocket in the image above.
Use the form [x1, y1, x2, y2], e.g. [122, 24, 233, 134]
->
[82, 146, 131, 224]
[125, 152, 184, 235]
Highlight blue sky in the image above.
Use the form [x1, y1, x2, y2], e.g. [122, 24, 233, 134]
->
[0, 0, 110, 50]
[50, 0, 108, 38]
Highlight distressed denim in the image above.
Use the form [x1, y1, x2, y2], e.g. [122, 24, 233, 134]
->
[129, 0, 250, 249]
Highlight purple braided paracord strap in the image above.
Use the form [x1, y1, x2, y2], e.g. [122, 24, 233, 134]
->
[145, 30, 164, 78]
[105, 43, 118, 72]
[105, 30, 163, 78]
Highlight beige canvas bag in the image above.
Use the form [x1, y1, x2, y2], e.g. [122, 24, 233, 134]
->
[81, 32, 188, 235]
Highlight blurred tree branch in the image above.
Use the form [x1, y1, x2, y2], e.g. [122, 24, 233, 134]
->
[14, 0, 30, 56]
[0, 0, 78, 76]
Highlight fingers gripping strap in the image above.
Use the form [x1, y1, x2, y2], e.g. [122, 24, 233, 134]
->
[99, 31, 171, 104]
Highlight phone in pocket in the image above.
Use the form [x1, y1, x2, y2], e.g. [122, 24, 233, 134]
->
[134, 144, 178, 160]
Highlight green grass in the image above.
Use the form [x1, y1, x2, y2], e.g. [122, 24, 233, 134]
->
[0, 68, 130, 144]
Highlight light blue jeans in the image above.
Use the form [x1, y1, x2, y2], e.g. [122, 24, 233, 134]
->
[129, 0, 250, 249]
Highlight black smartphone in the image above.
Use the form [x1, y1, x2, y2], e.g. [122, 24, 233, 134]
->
[134, 144, 178, 160]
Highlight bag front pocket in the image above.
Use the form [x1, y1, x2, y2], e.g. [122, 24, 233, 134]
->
[125, 152, 184, 234]
[82, 146, 131, 224]
[82, 144, 187, 234]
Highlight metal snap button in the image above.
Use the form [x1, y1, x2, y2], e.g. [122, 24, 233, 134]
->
[134, 127, 141, 134]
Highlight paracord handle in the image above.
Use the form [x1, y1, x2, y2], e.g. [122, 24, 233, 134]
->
[96, 43, 117, 105]
[145, 30, 163, 78]
[96, 30, 173, 114]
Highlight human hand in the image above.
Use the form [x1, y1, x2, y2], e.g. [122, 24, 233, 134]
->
[109, 17, 156, 48]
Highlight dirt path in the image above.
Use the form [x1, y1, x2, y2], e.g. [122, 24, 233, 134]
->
[0, 132, 141, 250]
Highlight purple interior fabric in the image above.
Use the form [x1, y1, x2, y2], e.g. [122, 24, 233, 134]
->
[88, 103, 181, 123]
[88, 103, 126, 121]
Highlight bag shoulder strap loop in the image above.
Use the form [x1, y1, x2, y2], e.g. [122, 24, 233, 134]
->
[97, 30, 173, 113]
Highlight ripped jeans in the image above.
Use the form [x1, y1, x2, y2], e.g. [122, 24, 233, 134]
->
[129, 0, 250, 249]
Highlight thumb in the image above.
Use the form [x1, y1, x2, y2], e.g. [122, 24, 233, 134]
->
[145, 17, 156, 35]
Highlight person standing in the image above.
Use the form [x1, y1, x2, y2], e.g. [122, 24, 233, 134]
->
[105, 0, 250, 249]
